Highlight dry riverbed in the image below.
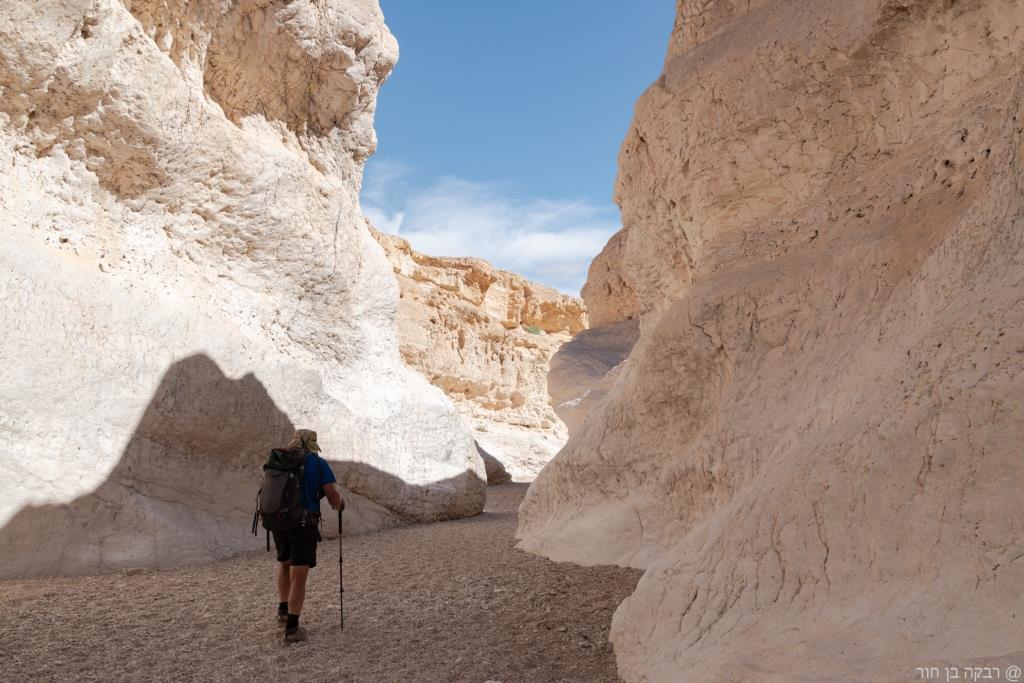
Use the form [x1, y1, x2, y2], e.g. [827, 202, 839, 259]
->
[1, 484, 640, 682]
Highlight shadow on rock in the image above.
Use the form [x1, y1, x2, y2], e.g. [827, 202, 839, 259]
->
[0, 354, 295, 579]
[548, 318, 640, 434]
[475, 442, 512, 485]
[1, 354, 486, 580]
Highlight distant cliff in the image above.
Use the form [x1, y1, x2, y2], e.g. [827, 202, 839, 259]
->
[374, 228, 586, 481]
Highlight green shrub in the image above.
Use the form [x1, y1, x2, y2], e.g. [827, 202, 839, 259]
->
[524, 324, 542, 335]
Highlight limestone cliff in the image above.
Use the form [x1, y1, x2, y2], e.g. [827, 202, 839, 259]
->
[579, 230, 638, 329]
[373, 229, 586, 481]
[519, 1, 1024, 680]
[0, 0, 485, 580]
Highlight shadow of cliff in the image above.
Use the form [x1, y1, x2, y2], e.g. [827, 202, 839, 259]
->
[0, 354, 485, 580]
[548, 318, 640, 434]
[0, 354, 294, 579]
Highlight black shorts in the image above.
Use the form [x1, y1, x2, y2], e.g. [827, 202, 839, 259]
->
[272, 525, 319, 568]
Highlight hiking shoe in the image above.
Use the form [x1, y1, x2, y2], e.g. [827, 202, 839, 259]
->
[284, 627, 307, 643]
[277, 611, 288, 626]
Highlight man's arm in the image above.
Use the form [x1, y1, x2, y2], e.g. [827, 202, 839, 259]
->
[323, 482, 344, 511]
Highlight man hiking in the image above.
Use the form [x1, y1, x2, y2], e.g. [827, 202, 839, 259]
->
[262, 428, 343, 643]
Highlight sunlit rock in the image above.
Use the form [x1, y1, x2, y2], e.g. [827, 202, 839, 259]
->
[519, 1, 1024, 680]
[0, 0, 485, 579]
[374, 229, 586, 481]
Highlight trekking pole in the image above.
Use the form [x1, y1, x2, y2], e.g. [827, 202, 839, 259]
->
[338, 507, 344, 629]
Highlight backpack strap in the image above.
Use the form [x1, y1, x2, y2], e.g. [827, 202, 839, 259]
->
[298, 463, 307, 510]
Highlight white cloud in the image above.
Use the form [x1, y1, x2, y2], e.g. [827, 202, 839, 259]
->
[360, 161, 619, 295]
[363, 205, 405, 234]
[361, 158, 413, 207]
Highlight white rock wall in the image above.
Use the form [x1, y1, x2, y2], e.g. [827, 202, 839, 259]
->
[0, 0, 485, 580]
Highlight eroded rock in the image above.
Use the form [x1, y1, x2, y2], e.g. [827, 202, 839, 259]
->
[0, 0, 485, 580]
[519, 1, 1024, 680]
[579, 230, 638, 329]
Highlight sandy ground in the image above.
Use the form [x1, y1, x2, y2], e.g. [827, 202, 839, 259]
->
[1, 484, 640, 682]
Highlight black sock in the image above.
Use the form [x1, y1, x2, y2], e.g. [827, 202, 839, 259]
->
[286, 614, 299, 631]
[278, 601, 288, 614]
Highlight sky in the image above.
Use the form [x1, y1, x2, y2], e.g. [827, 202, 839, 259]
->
[361, 1, 676, 295]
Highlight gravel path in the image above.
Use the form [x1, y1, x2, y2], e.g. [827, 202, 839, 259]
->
[1, 484, 640, 682]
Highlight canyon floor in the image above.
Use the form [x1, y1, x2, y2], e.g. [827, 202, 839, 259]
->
[0, 484, 640, 682]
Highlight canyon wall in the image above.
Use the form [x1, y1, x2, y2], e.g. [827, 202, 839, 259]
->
[519, 0, 1024, 680]
[374, 229, 586, 481]
[0, 0, 485, 580]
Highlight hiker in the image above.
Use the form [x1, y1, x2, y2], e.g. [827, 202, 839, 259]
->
[259, 428, 344, 643]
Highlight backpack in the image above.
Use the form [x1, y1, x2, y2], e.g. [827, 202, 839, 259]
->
[255, 448, 311, 533]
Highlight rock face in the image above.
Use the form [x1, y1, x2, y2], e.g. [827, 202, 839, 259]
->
[0, 0, 485, 580]
[374, 229, 586, 481]
[579, 231, 638, 329]
[519, 1, 1024, 680]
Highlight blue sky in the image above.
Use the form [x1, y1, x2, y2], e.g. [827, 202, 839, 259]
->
[362, 1, 675, 295]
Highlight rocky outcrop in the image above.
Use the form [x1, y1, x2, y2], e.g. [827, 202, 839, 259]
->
[0, 0, 485, 580]
[579, 231, 638, 329]
[519, 1, 1024, 680]
[373, 229, 586, 481]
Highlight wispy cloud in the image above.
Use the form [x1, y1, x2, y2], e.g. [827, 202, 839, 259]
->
[360, 160, 618, 295]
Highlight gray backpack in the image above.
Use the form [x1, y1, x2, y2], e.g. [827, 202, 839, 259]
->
[253, 448, 310, 538]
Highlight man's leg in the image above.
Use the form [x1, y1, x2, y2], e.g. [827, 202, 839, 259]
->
[277, 561, 292, 602]
[277, 560, 291, 617]
[283, 525, 316, 641]
[272, 528, 292, 623]
[287, 565, 309, 615]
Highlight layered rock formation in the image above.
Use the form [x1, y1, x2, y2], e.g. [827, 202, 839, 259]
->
[373, 229, 586, 481]
[0, 0, 485, 580]
[519, 1, 1024, 680]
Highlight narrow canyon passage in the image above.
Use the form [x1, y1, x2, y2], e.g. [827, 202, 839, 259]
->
[1, 485, 640, 682]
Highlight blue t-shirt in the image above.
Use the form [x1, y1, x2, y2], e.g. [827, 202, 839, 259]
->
[301, 452, 337, 512]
